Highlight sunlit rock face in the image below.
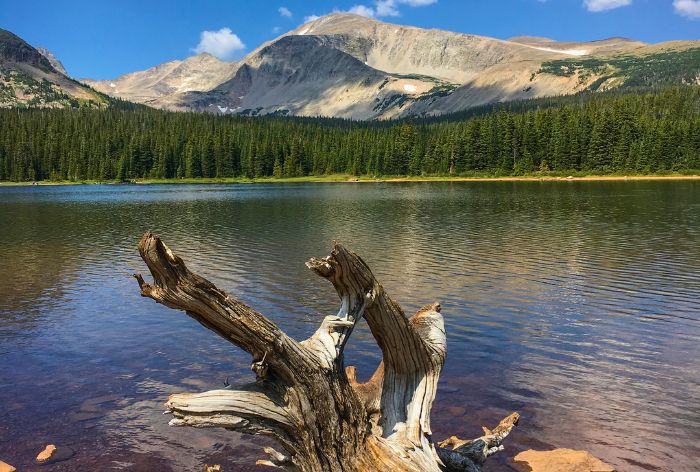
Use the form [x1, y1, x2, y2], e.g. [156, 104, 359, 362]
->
[37, 47, 68, 75]
[82, 53, 236, 105]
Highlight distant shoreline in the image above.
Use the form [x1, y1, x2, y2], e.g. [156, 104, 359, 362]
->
[1, 174, 700, 186]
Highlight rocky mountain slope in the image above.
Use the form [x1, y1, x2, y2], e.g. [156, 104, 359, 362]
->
[36, 47, 68, 75]
[112, 13, 698, 119]
[0, 28, 108, 108]
[8, 14, 700, 118]
[82, 53, 234, 106]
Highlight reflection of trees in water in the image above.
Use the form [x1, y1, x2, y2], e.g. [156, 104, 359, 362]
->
[0, 200, 100, 342]
[0, 240, 77, 342]
[1, 182, 699, 470]
[0, 196, 197, 340]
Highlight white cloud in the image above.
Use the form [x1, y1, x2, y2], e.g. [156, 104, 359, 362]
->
[346, 0, 437, 18]
[278, 6, 293, 18]
[272, 26, 282, 33]
[375, 0, 399, 16]
[399, 0, 438, 5]
[348, 5, 377, 17]
[583, 0, 631, 12]
[674, 0, 700, 18]
[301, 0, 436, 25]
[192, 28, 245, 60]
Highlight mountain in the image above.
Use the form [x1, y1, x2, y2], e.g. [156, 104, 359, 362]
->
[36, 47, 68, 75]
[95, 13, 697, 119]
[0, 28, 108, 108]
[82, 53, 235, 106]
[12, 14, 700, 118]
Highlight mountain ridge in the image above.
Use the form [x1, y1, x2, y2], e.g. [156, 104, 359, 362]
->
[2, 15, 698, 117]
[37, 47, 68, 75]
[86, 13, 699, 119]
[82, 52, 235, 104]
[0, 28, 109, 108]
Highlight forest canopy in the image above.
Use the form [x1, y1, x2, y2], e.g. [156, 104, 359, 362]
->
[1, 87, 699, 181]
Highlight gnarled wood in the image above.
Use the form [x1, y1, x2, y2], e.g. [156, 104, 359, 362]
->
[436, 413, 520, 472]
[134, 232, 518, 471]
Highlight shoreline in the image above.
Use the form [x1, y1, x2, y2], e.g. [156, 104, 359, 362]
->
[1, 174, 700, 186]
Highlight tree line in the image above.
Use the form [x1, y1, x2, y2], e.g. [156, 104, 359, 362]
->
[0, 87, 699, 181]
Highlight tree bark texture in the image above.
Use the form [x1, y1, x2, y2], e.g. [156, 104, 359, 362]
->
[134, 232, 518, 471]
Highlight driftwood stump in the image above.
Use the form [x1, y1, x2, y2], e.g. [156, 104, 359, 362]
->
[134, 232, 519, 471]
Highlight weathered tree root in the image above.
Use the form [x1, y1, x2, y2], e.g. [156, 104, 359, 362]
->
[134, 232, 518, 471]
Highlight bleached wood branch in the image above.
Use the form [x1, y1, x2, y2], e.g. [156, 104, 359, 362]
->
[134, 233, 518, 472]
[436, 412, 520, 472]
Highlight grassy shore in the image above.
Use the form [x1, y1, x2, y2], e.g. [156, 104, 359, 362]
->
[2, 173, 700, 186]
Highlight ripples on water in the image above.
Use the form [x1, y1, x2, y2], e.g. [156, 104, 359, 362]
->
[0, 182, 699, 471]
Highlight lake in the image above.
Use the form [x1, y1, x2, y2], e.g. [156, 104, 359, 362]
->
[0, 182, 699, 471]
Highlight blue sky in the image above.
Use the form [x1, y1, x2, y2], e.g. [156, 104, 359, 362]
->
[1, 0, 698, 80]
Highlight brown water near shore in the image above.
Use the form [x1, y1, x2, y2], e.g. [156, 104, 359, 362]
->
[1, 173, 700, 187]
[369, 174, 700, 182]
[1, 182, 699, 471]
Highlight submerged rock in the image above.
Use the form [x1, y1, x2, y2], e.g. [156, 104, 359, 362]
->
[36, 445, 56, 463]
[512, 448, 615, 472]
[35, 444, 75, 465]
[0, 460, 16, 472]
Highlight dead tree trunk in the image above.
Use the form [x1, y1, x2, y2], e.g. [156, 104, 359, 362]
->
[134, 232, 518, 471]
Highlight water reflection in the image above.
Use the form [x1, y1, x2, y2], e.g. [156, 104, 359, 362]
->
[0, 182, 698, 471]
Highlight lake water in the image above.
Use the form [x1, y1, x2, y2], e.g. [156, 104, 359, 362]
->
[0, 182, 699, 472]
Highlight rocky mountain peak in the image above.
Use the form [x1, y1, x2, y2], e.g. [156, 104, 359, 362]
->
[3, 15, 693, 118]
[37, 47, 68, 75]
[0, 28, 108, 108]
[0, 28, 55, 72]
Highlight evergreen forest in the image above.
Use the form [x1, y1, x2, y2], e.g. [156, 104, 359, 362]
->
[1, 87, 699, 181]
